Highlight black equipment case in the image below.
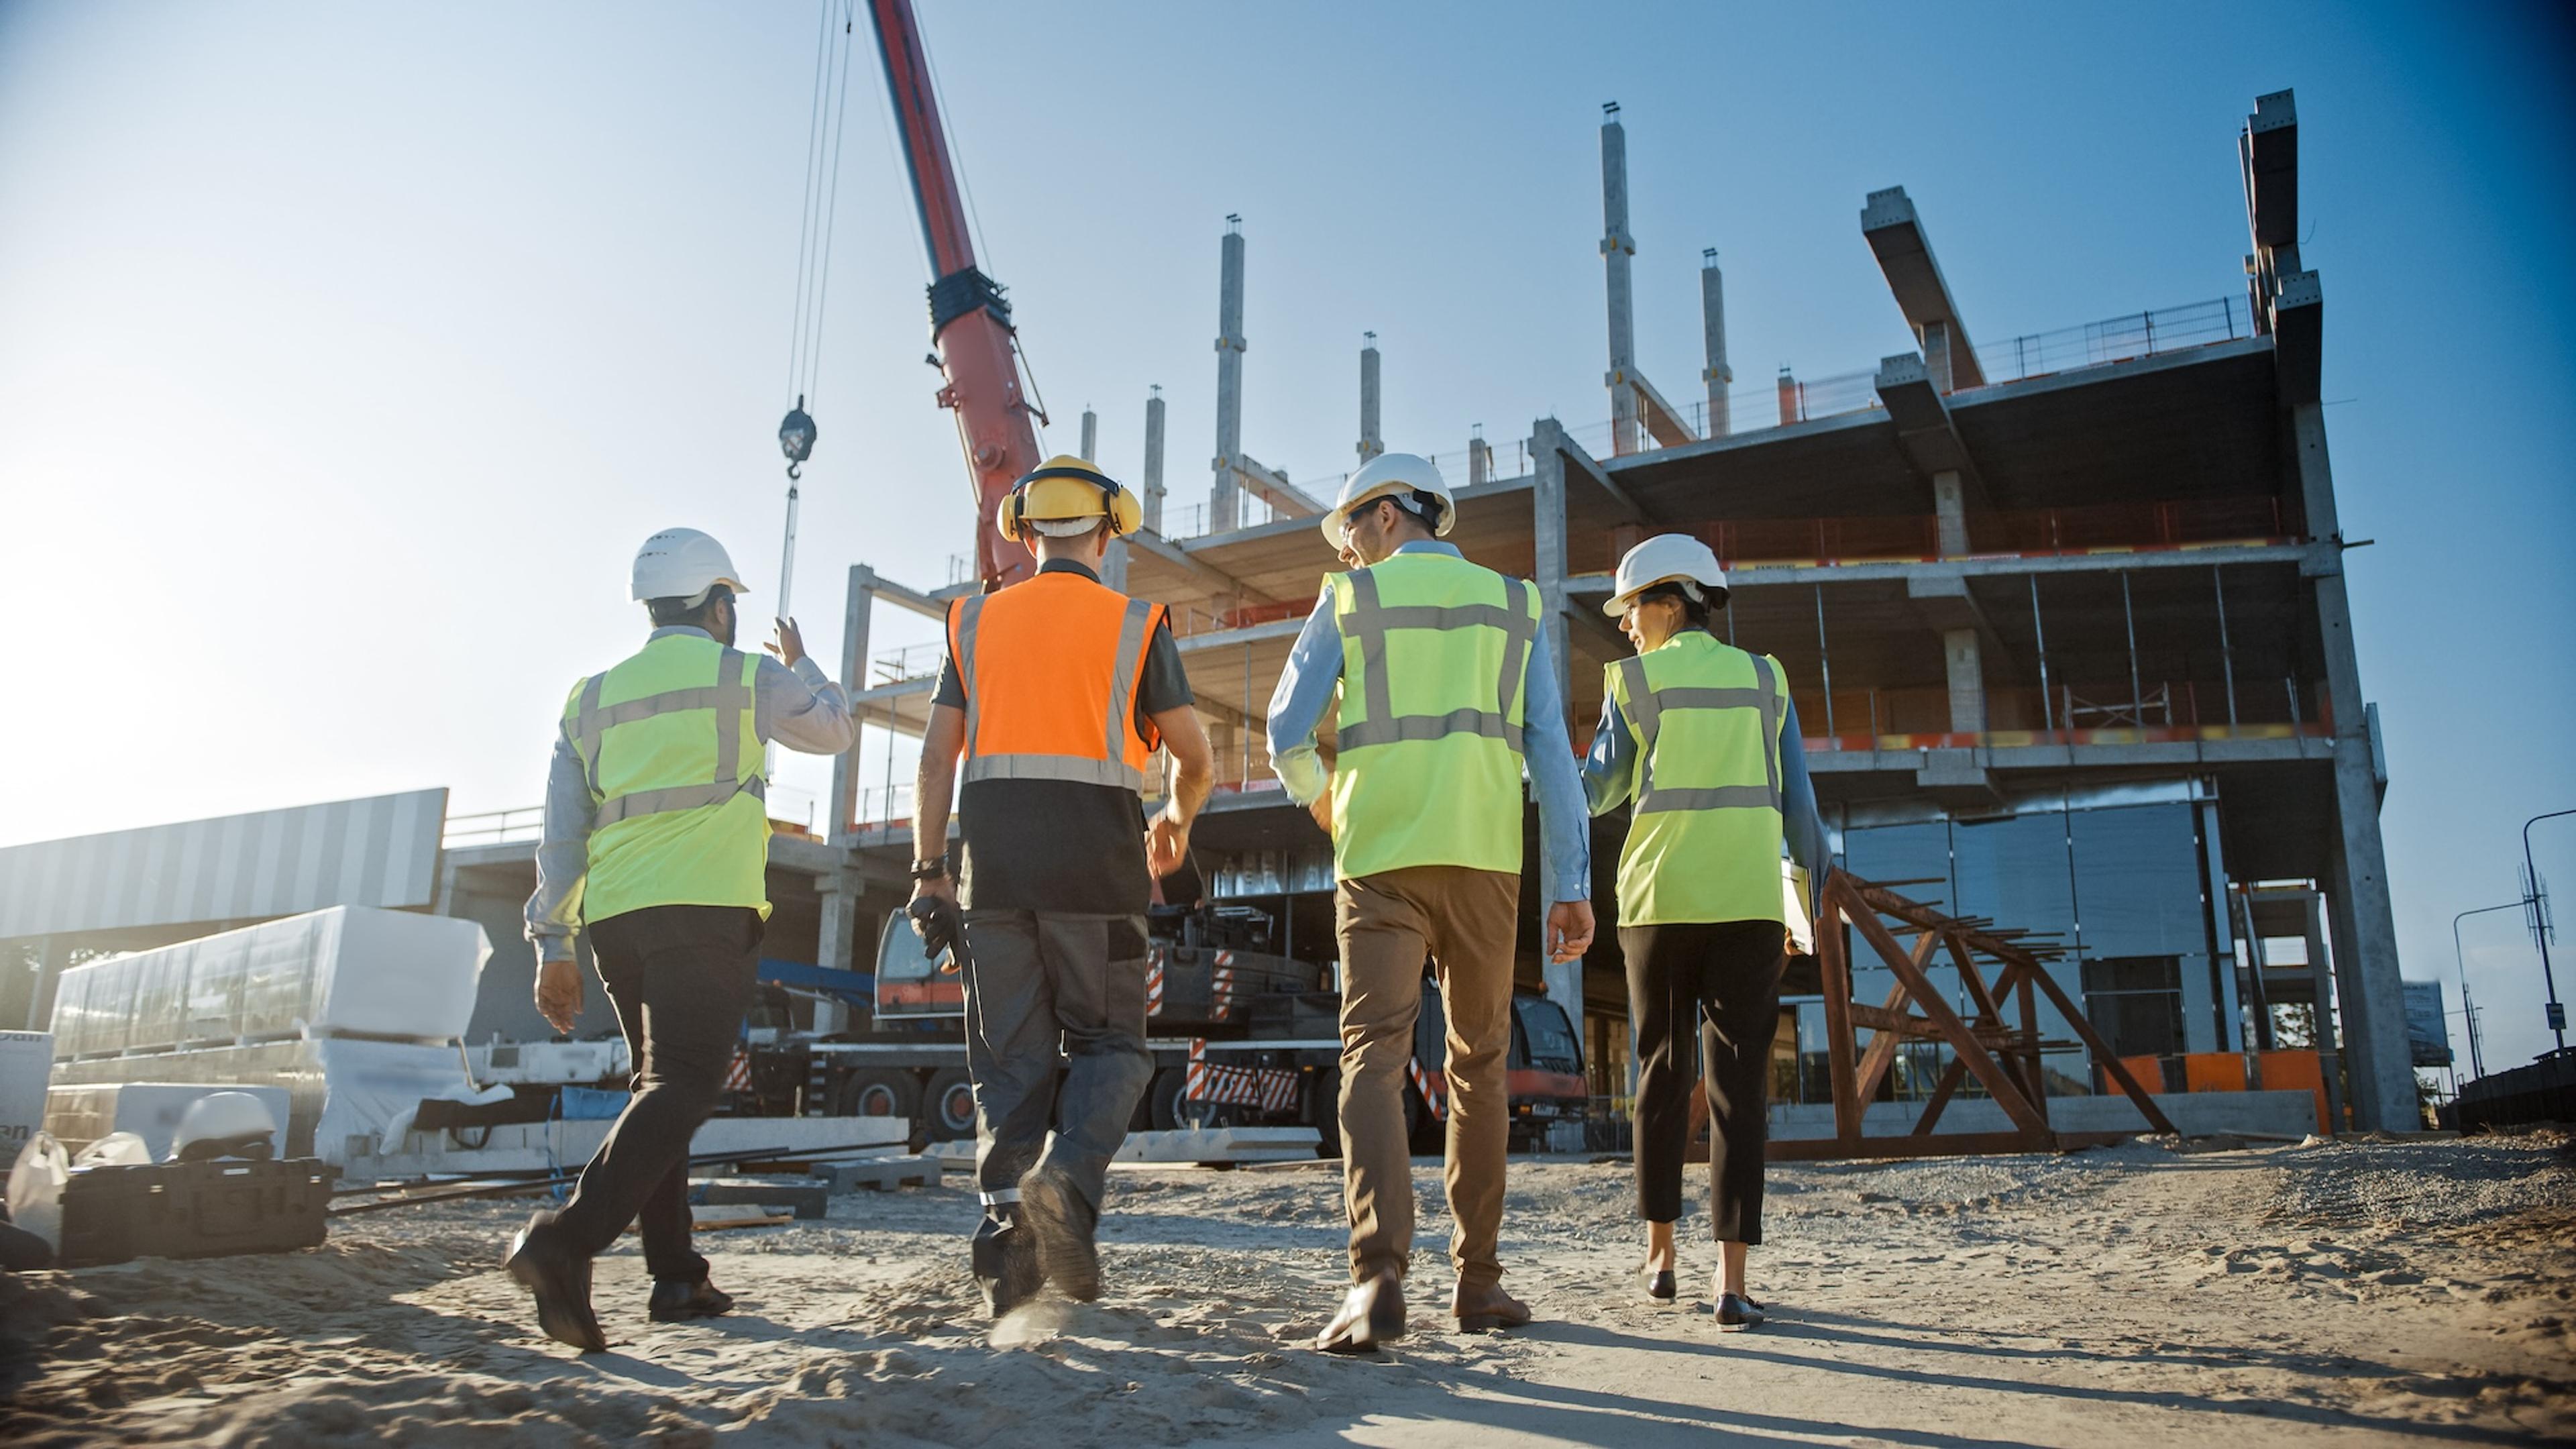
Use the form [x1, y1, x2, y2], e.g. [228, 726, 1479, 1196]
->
[58, 1158, 333, 1268]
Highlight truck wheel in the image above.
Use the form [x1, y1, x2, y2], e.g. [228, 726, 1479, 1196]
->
[922, 1067, 979, 1141]
[833, 1069, 922, 1123]
[1148, 1066, 1224, 1132]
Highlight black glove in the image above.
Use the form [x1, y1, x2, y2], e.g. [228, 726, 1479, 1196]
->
[908, 894, 962, 960]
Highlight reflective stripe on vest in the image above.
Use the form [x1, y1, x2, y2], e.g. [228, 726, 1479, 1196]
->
[1615, 654, 1780, 816]
[565, 635, 770, 924]
[1337, 568, 1536, 751]
[1326, 551, 1540, 881]
[1605, 634, 1788, 926]
[951, 578, 1162, 793]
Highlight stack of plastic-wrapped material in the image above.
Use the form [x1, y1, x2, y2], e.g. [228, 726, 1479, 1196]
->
[45, 907, 491, 1162]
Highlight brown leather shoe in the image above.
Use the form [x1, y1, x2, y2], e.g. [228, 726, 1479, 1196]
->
[1450, 1280, 1532, 1332]
[1316, 1273, 1405, 1354]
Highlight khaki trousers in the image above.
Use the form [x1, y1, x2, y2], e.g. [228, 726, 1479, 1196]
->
[1334, 864, 1521, 1290]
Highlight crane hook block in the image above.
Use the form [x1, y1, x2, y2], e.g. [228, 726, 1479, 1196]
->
[778, 399, 818, 477]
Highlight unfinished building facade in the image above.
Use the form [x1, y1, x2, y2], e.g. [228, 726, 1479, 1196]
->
[822, 88, 2414, 1134]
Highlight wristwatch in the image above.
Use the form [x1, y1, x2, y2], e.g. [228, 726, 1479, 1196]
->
[909, 854, 951, 881]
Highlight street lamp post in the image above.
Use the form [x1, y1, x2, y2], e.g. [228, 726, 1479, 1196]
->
[2524, 808, 2575, 1053]
[2452, 902, 2520, 1079]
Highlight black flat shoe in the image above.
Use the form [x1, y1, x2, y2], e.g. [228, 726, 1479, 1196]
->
[504, 1217, 606, 1353]
[1640, 1266, 1676, 1303]
[648, 1277, 735, 1322]
[1717, 1291, 1765, 1330]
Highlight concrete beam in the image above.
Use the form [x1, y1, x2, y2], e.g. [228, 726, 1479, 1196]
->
[1872, 353, 1996, 529]
[1549, 421, 1656, 525]
[2272, 270, 2322, 407]
[865, 574, 953, 623]
[1128, 527, 1283, 605]
[1629, 369, 1700, 450]
[1228, 452, 1324, 518]
[1860, 187, 1986, 390]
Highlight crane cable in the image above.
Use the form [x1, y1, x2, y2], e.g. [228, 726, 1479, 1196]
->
[779, 0, 856, 484]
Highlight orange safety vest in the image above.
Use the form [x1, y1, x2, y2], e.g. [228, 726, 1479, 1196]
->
[946, 572, 1167, 792]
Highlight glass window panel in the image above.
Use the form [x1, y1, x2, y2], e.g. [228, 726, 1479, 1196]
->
[2068, 803, 2206, 958]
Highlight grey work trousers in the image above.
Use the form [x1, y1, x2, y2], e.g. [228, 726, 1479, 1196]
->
[959, 910, 1155, 1215]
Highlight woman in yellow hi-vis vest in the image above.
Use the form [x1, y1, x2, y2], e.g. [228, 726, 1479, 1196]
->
[1584, 534, 1830, 1330]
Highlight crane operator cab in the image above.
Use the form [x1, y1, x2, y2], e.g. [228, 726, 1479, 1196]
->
[875, 908, 965, 1020]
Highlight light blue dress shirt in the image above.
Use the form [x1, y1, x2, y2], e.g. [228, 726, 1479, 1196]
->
[1580, 631, 1833, 891]
[525, 626, 858, 959]
[1265, 540, 1591, 903]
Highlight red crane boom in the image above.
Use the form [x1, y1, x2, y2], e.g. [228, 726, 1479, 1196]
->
[867, 0, 1042, 590]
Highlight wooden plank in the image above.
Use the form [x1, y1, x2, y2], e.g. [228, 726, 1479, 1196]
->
[1815, 879, 1865, 1146]
[1912, 1058, 1967, 1135]
[2012, 957, 2180, 1134]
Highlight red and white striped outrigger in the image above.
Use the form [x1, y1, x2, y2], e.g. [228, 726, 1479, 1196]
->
[1408, 1056, 1446, 1120]
[1209, 952, 1238, 1020]
[1145, 948, 1165, 1016]
[1184, 1037, 1301, 1114]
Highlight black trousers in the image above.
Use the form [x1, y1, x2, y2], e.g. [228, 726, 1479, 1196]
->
[959, 910, 1154, 1216]
[539, 904, 761, 1283]
[1622, 919, 1782, 1244]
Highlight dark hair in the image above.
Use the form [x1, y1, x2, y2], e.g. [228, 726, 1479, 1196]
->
[646, 583, 733, 629]
[1638, 580, 1711, 630]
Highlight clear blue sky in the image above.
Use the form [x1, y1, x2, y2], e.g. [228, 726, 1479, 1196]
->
[3, 2, 2571, 1067]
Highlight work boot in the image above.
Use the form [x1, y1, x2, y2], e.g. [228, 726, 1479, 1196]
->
[1450, 1279, 1532, 1333]
[504, 1215, 607, 1353]
[1716, 1290, 1766, 1330]
[1017, 1165, 1100, 1302]
[1316, 1272, 1405, 1354]
[648, 1277, 735, 1322]
[971, 1205, 1044, 1318]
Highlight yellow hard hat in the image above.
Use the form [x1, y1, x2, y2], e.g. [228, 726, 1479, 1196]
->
[998, 455, 1144, 542]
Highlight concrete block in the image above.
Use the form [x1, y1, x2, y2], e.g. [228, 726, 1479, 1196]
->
[692, 1176, 830, 1220]
[819, 1155, 939, 1193]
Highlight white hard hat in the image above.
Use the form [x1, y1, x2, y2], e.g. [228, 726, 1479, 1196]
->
[171, 1091, 280, 1160]
[631, 527, 750, 604]
[1321, 452, 1456, 550]
[1605, 533, 1729, 616]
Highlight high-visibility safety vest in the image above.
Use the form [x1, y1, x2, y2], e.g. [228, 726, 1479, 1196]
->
[947, 572, 1167, 792]
[1603, 631, 1788, 925]
[1325, 550, 1541, 881]
[564, 632, 770, 925]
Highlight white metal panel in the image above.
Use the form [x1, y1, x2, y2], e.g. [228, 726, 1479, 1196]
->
[0, 789, 447, 938]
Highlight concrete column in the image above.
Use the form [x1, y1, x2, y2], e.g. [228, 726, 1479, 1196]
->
[1466, 427, 1491, 488]
[1357, 333, 1383, 464]
[1528, 421, 1574, 709]
[1943, 631, 1986, 735]
[1079, 406, 1097, 462]
[1142, 386, 1167, 533]
[828, 565, 877, 844]
[1701, 248, 1733, 437]
[1208, 720, 1238, 788]
[814, 869, 862, 1033]
[1599, 104, 1640, 457]
[1931, 470, 1968, 556]
[1211, 217, 1247, 531]
[2290, 400, 2414, 1132]
[1919, 319, 1954, 393]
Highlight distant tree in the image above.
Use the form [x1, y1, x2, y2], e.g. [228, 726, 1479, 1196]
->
[2270, 1002, 2316, 1048]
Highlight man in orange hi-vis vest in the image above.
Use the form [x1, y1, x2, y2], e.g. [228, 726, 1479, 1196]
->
[910, 456, 1216, 1318]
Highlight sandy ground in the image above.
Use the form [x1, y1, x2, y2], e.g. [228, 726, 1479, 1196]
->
[2, 1132, 2571, 1447]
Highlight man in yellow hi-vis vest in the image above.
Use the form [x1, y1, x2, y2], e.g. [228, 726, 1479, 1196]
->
[506, 527, 857, 1352]
[1267, 452, 1594, 1353]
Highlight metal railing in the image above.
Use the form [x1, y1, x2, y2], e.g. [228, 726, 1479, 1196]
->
[442, 786, 821, 849]
[1141, 297, 2251, 543]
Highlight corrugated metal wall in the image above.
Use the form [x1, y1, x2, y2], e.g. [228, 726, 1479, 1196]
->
[0, 789, 447, 939]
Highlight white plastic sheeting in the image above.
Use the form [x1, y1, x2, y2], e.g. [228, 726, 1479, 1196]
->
[45, 1081, 292, 1161]
[48, 906, 490, 1059]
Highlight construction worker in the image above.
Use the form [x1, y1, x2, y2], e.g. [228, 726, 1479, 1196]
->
[909, 456, 1216, 1317]
[1266, 451, 1594, 1353]
[507, 527, 857, 1352]
[1583, 534, 1829, 1329]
